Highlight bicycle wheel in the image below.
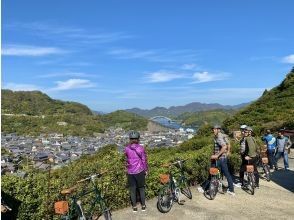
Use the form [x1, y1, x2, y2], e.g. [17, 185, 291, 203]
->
[180, 181, 192, 199]
[207, 179, 218, 200]
[157, 185, 173, 213]
[101, 210, 112, 220]
[247, 173, 255, 195]
[263, 164, 270, 182]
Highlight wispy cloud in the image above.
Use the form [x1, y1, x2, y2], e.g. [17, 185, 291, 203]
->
[145, 71, 186, 83]
[3, 83, 41, 91]
[38, 72, 97, 78]
[282, 54, 294, 64]
[192, 71, 230, 83]
[2, 44, 66, 56]
[249, 56, 276, 61]
[181, 64, 197, 70]
[51, 79, 95, 91]
[108, 48, 199, 63]
[6, 22, 133, 44]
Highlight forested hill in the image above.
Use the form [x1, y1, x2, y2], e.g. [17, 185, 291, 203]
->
[223, 68, 294, 134]
[1, 89, 92, 115]
[1, 90, 148, 136]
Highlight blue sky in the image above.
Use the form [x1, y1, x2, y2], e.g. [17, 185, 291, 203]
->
[2, 0, 294, 112]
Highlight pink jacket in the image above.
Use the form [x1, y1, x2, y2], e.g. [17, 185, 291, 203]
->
[125, 143, 148, 174]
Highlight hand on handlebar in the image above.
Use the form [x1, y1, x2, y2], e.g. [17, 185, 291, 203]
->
[245, 156, 251, 160]
[211, 155, 218, 160]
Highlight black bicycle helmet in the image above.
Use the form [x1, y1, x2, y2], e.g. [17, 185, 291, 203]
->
[129, 130, 140, 139]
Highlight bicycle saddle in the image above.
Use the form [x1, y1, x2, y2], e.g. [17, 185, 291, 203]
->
[61, 186, 77, 195]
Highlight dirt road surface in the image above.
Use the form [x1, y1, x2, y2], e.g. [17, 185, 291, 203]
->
[111, 152, 294, 220]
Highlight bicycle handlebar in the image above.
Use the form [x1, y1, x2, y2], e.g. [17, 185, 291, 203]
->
[77, 170, 107, 183]
[161, 159, 188, 168]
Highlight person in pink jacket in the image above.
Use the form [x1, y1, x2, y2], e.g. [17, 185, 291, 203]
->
[124, 131, 148, 212]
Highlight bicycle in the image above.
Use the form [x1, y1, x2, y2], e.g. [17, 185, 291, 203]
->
[242, 161, 256, 195]
[257, 155, 270, 182]
[205, 160, 225, 200]
[157, 159, 192, 213]
[54, 171, 112, 220]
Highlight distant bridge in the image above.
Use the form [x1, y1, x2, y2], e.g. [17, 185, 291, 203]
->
[148, 116, 182, 132]
[149, 116, 173, 122]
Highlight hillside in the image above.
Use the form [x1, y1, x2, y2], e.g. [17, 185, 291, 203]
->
[1, 90, 148, 136]
[126, 102, 248, 118]
[176, 109, 236, 128]
[223, 68, 294, 134]
[1, 89, 92, 115]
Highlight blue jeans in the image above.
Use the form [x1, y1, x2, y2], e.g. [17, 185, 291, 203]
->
[267, 149, 277, 169]
[219, 157, 234, 192]
[275, 151, 289, 169]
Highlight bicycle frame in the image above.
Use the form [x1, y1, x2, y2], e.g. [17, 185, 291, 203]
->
[157, 159, 192, 213]
[206, 160, 223, 200]
[59, 173, 111, 220]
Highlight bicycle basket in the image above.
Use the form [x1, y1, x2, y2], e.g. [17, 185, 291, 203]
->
[54, 201, 69, 215]
[209, 167, 219, 175]
[262, 157, 268, 164]
[246, 165, 254, 173]
[159, 174, 170, 184]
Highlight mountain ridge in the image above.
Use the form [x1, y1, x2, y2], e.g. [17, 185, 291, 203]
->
[125, 102, 249, 118]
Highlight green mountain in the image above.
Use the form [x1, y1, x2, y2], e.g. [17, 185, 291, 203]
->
[125, 102, 249, 118]
[223, 68, 294, 134]
[1, 89, 92, 115]
[176, 109, 236, 128]
[1, 90, 147, 136]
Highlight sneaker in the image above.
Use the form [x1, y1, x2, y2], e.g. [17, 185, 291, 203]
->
[233, 183, 242, 188]
[197, 187, 204, 193]
[132, 207, 138, 212]
[141, 205, 146, 212]
[227, 190, 235, 196]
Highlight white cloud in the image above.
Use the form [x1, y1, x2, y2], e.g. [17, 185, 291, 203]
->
[2, 44, 66, 56]
[192, 71, 229, 83]
[38, 72, 96, 78]
[181, 64, 197, 70]
[3, 83, 41, 91]
[145, 71, 186, 83]
[6, 22, 133, 44]
[51, 79, 95, 91]
[282, 54, 294, 64]
[108, 48, 198, 63]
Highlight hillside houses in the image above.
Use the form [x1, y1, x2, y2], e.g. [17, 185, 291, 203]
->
[1, 128, 195, 176]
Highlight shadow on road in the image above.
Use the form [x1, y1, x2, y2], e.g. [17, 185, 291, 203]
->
[270, 169, 294, 192]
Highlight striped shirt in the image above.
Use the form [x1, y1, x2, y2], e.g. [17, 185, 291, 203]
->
[214, 133, 228, 159]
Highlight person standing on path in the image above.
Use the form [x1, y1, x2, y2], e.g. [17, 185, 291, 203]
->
[124, 131, 148, 212]
[263, 129, 278, 170]
[275, 130, 292, 170]
[211, 125, 235, 196]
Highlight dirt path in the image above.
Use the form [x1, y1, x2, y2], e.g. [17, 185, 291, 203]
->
[111, 153, 294, 220]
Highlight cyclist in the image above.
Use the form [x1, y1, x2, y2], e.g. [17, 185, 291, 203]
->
[243, 126, 260, 188]
[263, 129, 277, 170]
[238, 125, 247, 187]
[211, 125, 235, 196]
[275, 130, 292, 170]
[124, 131, 148, 212]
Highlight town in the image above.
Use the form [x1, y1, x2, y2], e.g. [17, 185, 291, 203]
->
[1, 127, 195, 177]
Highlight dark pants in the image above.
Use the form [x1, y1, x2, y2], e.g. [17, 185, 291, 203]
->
[267, 149, 277, 169]
[239, 154, 246, 183]
[219, 158, 234, 192]
[240, 156, 259, 186]
[127, 171, 146, 207]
